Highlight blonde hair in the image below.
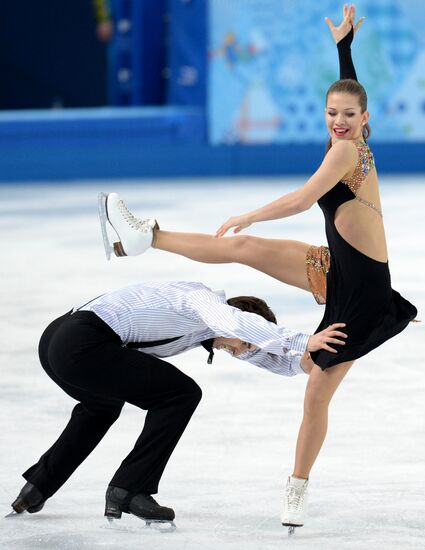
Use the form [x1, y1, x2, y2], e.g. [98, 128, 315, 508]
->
[325, 79, 371, 153]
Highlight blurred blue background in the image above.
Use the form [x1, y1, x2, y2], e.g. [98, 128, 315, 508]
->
[0, 0, 424, 182]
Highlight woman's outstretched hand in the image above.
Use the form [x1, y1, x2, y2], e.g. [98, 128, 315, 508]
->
[215, 215, 251, 238]
[325, 3, 364, 44]
[307, 323, 347, 354]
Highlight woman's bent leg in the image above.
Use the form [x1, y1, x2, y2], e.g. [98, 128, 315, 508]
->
[156, 231, 312, 292]
[293, 360, 354, 479]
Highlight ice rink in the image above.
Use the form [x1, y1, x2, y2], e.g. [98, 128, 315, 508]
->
[1, 177, 424, 549]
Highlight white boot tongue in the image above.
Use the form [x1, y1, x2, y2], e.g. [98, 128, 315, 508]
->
[290, 476, 308, 489]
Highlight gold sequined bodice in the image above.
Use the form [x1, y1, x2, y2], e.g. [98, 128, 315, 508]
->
[340, 140, 381, 217]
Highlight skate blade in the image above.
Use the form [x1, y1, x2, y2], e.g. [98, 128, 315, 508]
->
[5, 510, 21, 518]
[98, 192, 114, 261]
[102, 517, 176, 533]
[145, 520, 176, 533]
[282, 523, 302, 537]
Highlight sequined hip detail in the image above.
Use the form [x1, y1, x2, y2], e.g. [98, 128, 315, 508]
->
[306, 245, 330, 305]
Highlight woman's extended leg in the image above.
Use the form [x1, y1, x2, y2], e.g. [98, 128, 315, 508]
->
[293, 360, 354, 479]
[155, 231, 311, 292]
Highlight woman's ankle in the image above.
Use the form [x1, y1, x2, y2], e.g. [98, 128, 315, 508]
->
[151, 223, 161, 248]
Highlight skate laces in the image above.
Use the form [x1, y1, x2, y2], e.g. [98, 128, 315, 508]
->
[287, 485, 306, 512]
[118, 200, 152, 232]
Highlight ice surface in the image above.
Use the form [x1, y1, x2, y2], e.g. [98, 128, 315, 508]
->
[1, 177, 424, 549]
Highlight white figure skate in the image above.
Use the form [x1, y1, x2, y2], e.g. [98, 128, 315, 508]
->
[98, 192, 158, 260]
[281, 476, 309, 536]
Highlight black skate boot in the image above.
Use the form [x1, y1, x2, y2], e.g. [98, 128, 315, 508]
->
[104, 486, 175, 530]
[10, 482, 45, 515]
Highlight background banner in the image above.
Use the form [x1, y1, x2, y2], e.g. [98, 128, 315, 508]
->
[208, 0, 425, 144]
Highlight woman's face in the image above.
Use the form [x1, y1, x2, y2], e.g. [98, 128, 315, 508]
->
[325, 92, 369, 142]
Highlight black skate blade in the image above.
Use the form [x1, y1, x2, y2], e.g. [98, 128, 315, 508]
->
[102, 516, 176, 534]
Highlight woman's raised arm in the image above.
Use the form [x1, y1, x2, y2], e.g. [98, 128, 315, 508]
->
[325, 4, 364, 81]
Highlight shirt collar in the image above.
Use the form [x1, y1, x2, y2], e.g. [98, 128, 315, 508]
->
[213, 289, 226, 302]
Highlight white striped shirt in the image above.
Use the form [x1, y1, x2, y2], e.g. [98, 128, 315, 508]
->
[74, 281, 309, 377]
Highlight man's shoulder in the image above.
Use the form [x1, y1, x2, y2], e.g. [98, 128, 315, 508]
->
[169, 281, 217, 296]
[124, 280, 212, 292]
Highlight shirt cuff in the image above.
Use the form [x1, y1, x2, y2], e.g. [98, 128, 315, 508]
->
[290, 355, 305, 375]
[287, 332, 309, 354]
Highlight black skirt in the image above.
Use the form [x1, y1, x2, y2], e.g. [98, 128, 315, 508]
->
[310, 183, 417, 370]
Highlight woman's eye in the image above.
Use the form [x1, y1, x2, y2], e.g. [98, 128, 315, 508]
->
[346, 113, 354, 117]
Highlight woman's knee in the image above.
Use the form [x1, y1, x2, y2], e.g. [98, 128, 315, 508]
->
[228, 235, 252, 262]
[303, 390, 330, 418]
[303, 362, 352, 418]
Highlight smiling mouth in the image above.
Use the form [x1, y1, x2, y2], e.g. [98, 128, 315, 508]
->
[333, 127, 349, 137]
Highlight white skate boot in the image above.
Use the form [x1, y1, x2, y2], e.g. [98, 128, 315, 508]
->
[281, 476, 308, 536]
[98, 192, 158, 260]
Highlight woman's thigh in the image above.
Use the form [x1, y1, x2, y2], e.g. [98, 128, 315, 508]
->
[236, 236, 312, 291]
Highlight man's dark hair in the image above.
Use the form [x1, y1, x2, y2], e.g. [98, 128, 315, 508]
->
[201, 296, 277, 364]
[227, 296, 277, 324]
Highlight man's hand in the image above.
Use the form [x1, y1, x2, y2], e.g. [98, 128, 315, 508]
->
[307, 323, 347, 354]
[325, 4, 364, 44]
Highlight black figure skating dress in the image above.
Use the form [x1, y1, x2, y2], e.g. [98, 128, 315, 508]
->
[310, 138, 417, 369]
[310, 30, 417, 369]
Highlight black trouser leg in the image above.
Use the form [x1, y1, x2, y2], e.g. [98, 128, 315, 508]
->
[23, 401, 123, 499]
[110, 363, 202, 494]
[23, 311, 201, 498]
[23, 312, 124, 499]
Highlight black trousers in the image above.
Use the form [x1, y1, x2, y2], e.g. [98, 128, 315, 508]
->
[23, 311, 202, 499]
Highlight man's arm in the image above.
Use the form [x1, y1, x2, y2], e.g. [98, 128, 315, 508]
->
[236, 348, 306, 377]
[184, 287, 347, 365]
[184, 288, 309, 356]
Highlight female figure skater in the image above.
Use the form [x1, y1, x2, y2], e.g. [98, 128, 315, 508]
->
[100, 5, 417, 531]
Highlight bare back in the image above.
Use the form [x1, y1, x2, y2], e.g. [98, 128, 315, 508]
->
[335, 140, 388, 263]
